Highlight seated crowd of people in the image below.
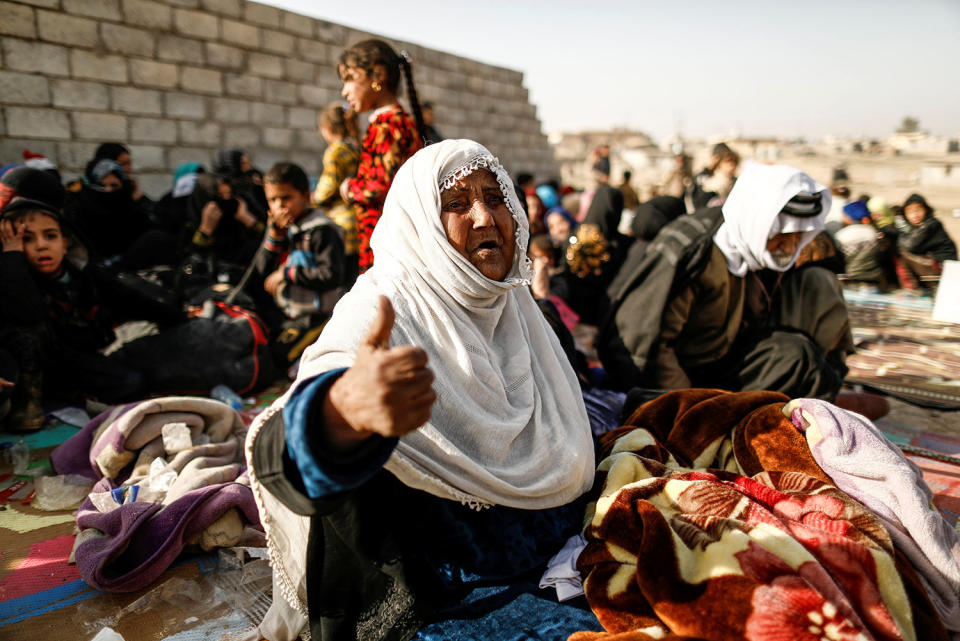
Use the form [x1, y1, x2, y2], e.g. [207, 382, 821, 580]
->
[1, 131, 956, 435]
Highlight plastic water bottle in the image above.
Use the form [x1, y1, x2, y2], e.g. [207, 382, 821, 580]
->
[211, 384, 244, 411]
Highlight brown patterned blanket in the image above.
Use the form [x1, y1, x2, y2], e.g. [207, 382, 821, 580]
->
[574, 389, 948, 641]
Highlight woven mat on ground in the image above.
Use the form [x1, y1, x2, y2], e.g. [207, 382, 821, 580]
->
[0, 383, 287, 641]
[843, 287, 960, 410]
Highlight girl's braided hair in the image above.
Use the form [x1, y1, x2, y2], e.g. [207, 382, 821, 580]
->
[339, 39, 427, 144]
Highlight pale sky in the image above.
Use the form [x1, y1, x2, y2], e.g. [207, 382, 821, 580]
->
[262, 0, 960, 143]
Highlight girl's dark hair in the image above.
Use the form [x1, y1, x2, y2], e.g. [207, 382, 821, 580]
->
[318, 101, 359, 141]
[339, 39, 426, 144]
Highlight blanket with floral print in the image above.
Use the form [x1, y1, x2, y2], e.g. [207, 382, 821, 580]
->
[573, 389, 948, 641]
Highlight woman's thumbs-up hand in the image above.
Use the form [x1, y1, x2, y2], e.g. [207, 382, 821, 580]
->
[322, 295, 436, 450]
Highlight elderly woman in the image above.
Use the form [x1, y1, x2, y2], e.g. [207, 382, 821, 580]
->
[247, 140, 600, 640]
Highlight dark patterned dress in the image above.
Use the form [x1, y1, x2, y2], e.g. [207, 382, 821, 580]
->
[345, 104, 421, 272]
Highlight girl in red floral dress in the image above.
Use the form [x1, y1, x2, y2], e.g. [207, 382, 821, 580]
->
[338, 39, 424, 272]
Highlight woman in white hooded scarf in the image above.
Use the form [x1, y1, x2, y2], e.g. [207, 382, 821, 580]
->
[246, 140, 600, 641]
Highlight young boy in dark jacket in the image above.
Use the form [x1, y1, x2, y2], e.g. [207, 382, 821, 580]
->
[247, 162, 345, 366]
[1, 196, 184, 420]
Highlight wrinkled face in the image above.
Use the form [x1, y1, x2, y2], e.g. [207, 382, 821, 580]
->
[547, 213, 571, 244]
[339, 64, 381, 113]
[766, 232, 804, 267]
[100, 173, 123, 192]
[21, 212, 67, 275]
[264, 181, 310, 222]
[904, 202, 927, 226]
[440, 169, 516, 281]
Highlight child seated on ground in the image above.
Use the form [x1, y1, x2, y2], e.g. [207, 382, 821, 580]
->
[0, 195, 184, 424]
[893, 193, 958, 289]
[246, 162, 345, 368]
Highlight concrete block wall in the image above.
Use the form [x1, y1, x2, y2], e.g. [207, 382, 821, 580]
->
[0, 0, 558, 198]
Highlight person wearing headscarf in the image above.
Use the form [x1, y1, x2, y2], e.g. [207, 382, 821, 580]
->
[834, 200, 890, 285]
[600, 162, 854, 399]
[892, 193, 958, 289]
[212, 147, 268, 220]
[246, 140, 599, 640]
[65, 156, 177, 269]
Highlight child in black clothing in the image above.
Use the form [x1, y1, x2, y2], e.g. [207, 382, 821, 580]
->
[1, 197, 184, 425]
[247, 162, 345, 367]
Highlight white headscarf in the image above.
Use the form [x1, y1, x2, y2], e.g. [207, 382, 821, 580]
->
[714, 162, 830, 277]
[296, 139, 595, 510]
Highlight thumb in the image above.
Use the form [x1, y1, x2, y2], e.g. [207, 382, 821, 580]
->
[363, 295, 395, 351]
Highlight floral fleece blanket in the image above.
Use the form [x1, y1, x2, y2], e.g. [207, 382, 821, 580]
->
[573, 389, 951, 641]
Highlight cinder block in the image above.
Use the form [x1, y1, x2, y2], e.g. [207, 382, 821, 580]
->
[0, 71, 51, 105]
[101, 23, 155, 57]
[131, 117, 177, 144]
[314, 20, 345, 45]
[111, 86, 163, 115]
[296, 38, 329, 64]
[169, 146, 213, 169]
[63, 0, 119, 19]
[212, 97, 250, 123]
[174, 8, 218, 40]
[199, 0, 240, 17]
[130, 59, 179, 89]
[6, 107, 71, 139]
[157, 35, 203, 63]
[251, 102, 285, 126]
[280, 11, 312, 37]
[224, 74, 263, 99]
[56, 141, 100, 169]
[137, 173, 172, 200]
[71, 49, 127, 82]
[122, 0, 171, 29]
[0, 2, 36, 38]
[244, 2, 280, 27]
[37, 9, 100, 47]
[178, 120, 220, 146]
[223, 125, 260, 147]
[296, 131, 324, 151]
[248, 52, 284, 79]
[220, 18, 258, 47]
[288, 150, 319, 175]
[287, 107, 316, 129]
[285, 59, 315, 83]
[164, 92, 206, 119]
[3, 39, 69, 76]
[72, 111, 127, 141]
[180, 66, 222, 95]
[205, 42, 244, 70]
[263, 127, 293, 148]
[52, 79, 109, 110]
[263, 79, 297, 105]
[126, 144, 165, 170]
[298, 85, 333, 108]
[261, 29, 294, 55]
[166, 0, 199, 7]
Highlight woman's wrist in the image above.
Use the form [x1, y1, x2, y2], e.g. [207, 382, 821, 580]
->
[321, 377, 374, 451]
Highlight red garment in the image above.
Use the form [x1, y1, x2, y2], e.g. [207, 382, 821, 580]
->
[346, 104, 421, 272]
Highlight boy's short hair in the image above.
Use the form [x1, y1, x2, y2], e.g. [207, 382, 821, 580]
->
[264, 162, 309, 194]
